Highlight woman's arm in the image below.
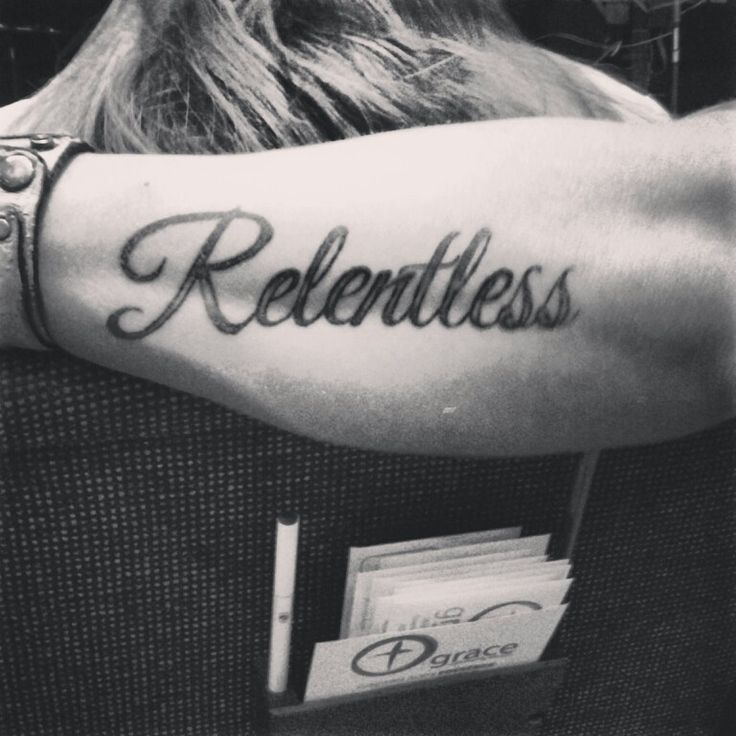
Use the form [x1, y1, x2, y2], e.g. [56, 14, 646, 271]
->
[11, 115, 735, 455]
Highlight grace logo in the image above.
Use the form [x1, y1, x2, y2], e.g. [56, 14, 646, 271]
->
[351, 635, 438, 677]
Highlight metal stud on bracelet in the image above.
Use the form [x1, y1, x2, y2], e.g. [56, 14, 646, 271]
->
[0, 152, 37, 192]
[0, 134, 92, 348]
[0, 213, 12, 240]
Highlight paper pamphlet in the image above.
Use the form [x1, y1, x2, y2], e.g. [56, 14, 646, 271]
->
[305, 527, 571, 702]
[305, 605, 567, 701]
[370, 578, 572, 634]
[345, 537, 552, 638]
[371, 534, 550, 571]
[388, 561, 571, 596]
[350, 559, 568, 637]
[340, 527, 522, 637]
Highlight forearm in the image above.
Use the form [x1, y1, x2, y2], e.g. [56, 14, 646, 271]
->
[31, 116, 735, 455]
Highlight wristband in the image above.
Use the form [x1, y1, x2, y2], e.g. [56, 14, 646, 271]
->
[0, 134, 92, 349]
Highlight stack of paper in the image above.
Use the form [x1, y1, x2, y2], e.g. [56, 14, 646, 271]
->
[304, 527, 571, 701]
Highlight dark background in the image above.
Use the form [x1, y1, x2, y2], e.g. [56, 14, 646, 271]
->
[0, 0, 734, 114]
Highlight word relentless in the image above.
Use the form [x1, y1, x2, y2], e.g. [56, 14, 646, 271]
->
[107, 209, 578, 340]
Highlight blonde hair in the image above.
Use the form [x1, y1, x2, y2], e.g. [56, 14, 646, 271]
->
[17, 0, 666, 154]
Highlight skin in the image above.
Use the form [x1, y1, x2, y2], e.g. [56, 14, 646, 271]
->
[0, 105, 734, 456]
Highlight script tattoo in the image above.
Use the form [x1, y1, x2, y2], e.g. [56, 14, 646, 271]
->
[107, 209, 578, 339]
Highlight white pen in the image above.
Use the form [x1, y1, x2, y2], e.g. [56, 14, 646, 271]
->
[267, 512, 300, 694]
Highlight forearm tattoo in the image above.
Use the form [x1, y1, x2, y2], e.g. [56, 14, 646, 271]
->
[107, 209, 578, 339]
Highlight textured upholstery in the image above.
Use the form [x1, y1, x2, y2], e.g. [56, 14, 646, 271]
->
[1, 350, 734, 736]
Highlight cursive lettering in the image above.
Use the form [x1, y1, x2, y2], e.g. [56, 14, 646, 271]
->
[107, 210, 578, 339]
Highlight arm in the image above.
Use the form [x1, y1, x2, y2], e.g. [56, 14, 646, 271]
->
[10, 115, 735, 455]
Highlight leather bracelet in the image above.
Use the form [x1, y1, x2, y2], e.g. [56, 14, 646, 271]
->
[0, 134, 93, 349]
